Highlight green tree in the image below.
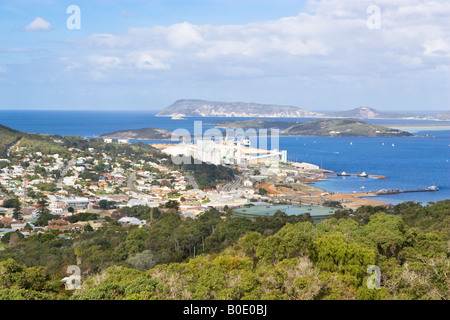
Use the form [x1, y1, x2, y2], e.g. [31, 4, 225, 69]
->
[312, 232, 376, 284]
[258, 188, 268, 196]
[164, 200, 179, 211]
[36, 197, 50, 215]
[2, 198, 21, 209]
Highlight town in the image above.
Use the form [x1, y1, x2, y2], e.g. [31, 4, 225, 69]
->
[0, 133, 392, 245]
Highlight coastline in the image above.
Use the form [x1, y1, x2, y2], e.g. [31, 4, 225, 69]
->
[257, 172, 390, 210]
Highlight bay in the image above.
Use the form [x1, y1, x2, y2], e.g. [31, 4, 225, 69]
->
[0, 110, 448, 205]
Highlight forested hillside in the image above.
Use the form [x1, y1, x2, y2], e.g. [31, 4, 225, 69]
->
[0, 200, 448, 300]
[0, 124, 70, 157]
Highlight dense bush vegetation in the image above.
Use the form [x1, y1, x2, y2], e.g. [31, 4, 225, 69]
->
[0, 200, 448, 300]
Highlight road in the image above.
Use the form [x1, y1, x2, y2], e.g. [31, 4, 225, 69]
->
[186, 174, 199, 190]
[127, 171, 136, 189]
[222, 175, 243, 192]
[56, 158, 75, 188]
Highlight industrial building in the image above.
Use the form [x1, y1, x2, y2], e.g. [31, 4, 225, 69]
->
[161, 138, 287, 167]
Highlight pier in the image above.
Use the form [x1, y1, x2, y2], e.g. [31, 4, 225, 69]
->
[335, 172, 387, 179]
[375, 186, 439, 195]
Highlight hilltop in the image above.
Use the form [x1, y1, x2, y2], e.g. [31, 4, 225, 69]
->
[156, 99, 324, 118]
[209, 118, 414, 137]
[0, 124, 69, 157]
[0, 124, 23, 156]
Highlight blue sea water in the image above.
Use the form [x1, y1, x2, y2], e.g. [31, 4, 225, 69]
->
[0, 110, 448, 205]
[279, 132, 449, 205]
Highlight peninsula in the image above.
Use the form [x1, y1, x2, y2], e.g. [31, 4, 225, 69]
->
[156, 99, 323, 118]
[208, 118, 414, 137]
[156, 99, 450, 121]
[100, 128, 173, 140]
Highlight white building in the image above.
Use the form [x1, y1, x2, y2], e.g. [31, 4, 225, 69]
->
[126, 199, 159, 207]
[62, 197, 90, 208]
[162, 138, 287, 167]
[292, 162, 320, 171]
[63, 176, 76, 186]
[118, 217, 146, 226]
[243, 179, 253, 187]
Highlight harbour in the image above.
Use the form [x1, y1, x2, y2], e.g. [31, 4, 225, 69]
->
[0, 110, 447, 205]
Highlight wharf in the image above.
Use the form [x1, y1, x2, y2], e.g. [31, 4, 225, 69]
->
[335, 173, 386, 179]
[375, 187, 439, 195]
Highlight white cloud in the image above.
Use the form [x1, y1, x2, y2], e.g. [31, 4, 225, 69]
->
[127, 52, 171, 70]
[88, 55, 122, 70]
[69, 0, 448, 75]
[54, 0, 449, 110]
[166, 22, 204, 49]
[423, 38, 450, 57]
[23, 17, 51, 31]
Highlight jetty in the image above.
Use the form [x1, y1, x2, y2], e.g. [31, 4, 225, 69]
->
[375, 186, 439, 195]
[335, 172, 386, 179]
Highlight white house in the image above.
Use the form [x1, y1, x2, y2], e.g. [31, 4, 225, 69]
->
[118, 217, 146, 226]
[63, 176, 76, 186]
[62, 197, 90, 209]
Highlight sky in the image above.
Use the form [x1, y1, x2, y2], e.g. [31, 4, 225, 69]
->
[0, 0, 449, 112]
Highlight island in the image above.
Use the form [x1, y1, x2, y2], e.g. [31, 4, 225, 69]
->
[207, 118, 414, 137]
[100, 128, 173, 140]
[156, 99, 324, 118]
[156, 99, 450, 120]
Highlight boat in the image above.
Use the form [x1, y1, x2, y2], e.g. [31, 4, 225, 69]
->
[337, 171, 350, 176]
[358, 171, 368, 177]
[360, 186, 365, 189]
[428, 185, 439, 191]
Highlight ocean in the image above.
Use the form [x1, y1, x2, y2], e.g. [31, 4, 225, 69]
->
[0, 110, 449, 205]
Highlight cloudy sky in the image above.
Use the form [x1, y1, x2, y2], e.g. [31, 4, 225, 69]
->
[0, 0, 449, 112]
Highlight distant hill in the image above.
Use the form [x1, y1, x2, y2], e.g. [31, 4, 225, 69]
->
[156, 99, 324, 118]
[283, 118, 414, 137]
[156, 100, 449, 120]
[327, 107, 421, 120]
[209, 118, 414, 137]
[100, 128, 173, 140]
[434, 110, 450, 121]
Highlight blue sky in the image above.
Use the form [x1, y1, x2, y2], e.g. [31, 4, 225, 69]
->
[0, 0, 449, 112]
